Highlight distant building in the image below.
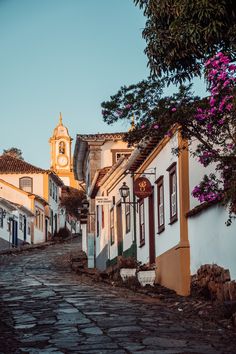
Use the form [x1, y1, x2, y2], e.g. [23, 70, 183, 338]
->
[73, 132, 133, 265]
[0, 154, 63, 243]
[0, 196, 34, 249]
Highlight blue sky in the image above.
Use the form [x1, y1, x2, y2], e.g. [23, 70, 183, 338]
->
[0, 0, 206, 168]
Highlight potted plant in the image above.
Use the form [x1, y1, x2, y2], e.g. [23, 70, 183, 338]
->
[119, 257, 139, 281]
[137, 264, 156, 287]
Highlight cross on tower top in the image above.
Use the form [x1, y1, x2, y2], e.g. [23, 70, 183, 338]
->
[59, 112, 63, 125]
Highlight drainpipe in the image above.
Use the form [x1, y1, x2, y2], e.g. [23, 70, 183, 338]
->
[132, 172, 137, 259]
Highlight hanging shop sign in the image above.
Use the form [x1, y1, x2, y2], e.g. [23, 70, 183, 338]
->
[95, 197, 112, 205]
[134, 177, 152, 199]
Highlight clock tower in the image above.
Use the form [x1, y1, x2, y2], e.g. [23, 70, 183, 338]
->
[49, 113, 78, 188]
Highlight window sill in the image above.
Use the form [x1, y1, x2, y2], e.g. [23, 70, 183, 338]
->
[169, 215, 178, 225]
[157, 225, 165, 234]
[139, 240, 145, 248]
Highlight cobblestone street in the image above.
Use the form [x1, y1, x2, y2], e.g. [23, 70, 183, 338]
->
[0, 238, 236, 354]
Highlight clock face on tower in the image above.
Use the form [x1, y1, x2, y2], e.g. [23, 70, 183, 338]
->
[57, 155, 68, 167]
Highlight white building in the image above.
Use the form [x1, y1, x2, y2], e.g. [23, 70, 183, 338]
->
[0, 154, 64, 243]
[0, 196, 34, 249]
[89, 125, 236, 296]
[73, 132, 133, 264]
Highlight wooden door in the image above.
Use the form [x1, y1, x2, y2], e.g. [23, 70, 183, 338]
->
[116, 203, 123, 256]
[148, 190, 155, 264]
[23, 217, 27, 241]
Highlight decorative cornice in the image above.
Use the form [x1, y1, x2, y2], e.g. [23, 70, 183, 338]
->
[76, 132, 125, 142]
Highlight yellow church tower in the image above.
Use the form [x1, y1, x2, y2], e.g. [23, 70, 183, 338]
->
[49, 113, 78, 188]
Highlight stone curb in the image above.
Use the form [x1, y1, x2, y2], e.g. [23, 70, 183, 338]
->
[0, 234, 81, 256]
[0, 241, 55, 256]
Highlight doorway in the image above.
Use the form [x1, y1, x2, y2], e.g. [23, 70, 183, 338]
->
[23, 216, 27, 242]
[116, 202, 123, 256]
[12, 220, 18, 247]
[148, 189, 155, 265]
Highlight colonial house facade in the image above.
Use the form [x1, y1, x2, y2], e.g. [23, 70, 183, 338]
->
[89, 156, 134, 270]
[87, 126, 236, 296]
[0, 180, 45, 246]
[73, 132, 133, 263]
[0, 196, 35, 248]
[0, 155, 64, 245]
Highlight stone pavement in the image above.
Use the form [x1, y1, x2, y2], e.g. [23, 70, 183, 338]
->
[0, 238, 236, 354]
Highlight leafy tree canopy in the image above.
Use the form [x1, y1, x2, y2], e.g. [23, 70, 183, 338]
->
[3, 147, 24, 160]
[60, 187, 85, 220]
[102, 79, 202, 146]
[102, 78, 165, 126]
[134, 0, 236, 83]
[101, 53, 236, 223]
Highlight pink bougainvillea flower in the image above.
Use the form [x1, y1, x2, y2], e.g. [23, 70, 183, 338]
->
[223, 80, 231, 88]
[116, 110, 123, 116]
[229, 64, 236, 71]
[207, 123, 213, 132]
[171, 107, 177, 112]
[166, 131, 172, 137]
[227, 144, 234, 150]
[153, 124, 159, 129]
[209, 97, 216, 107]
[226, 104, 233, 111]
[218, 118, 225, 125]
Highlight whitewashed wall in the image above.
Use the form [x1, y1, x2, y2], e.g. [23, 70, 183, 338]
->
[96, 172, 133, 265]
[13, 210, 32, 244]
[34, 199, 45, 244]
[136, 195, 150, 265]
[0, 202, 12, 244]
[100, 141, 130, 168]
[59, 176, 70, 186]
[108, 174, 133, 261]
[48, 176, 61, 235]
[189, 139, 217, 209]
[188, 141, 236, 278]
[0, 180, 31, 210]
[95, 203, 104, 257]
[188, 204, 236, 280]
[135, 133, 180, 265]
[0, 205, 32, 246]
[0, 182, 35, 244]
[0, 174, 44, 198]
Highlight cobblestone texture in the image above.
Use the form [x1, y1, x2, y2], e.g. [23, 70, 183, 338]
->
[0, 237, 236, 354]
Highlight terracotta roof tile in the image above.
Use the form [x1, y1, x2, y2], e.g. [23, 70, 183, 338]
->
[0, 156, 64, 186]
[76, 132, 125, 141]
[90, 167, 111, 198]
[0, 155, 46, 174]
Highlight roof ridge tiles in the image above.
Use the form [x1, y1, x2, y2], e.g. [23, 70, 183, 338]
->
[0, 155, 46, 174]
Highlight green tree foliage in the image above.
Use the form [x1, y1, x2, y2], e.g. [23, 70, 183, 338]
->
[102, 78, 165, 126]
[3, 147, 24, 160]
[60, 187, 85, 219]
[101, 53, 236, 223]
[134, 0, 236, 83]
[102, 79, 202, 146]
